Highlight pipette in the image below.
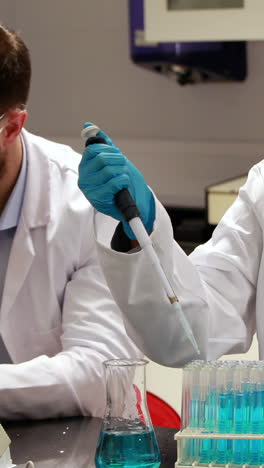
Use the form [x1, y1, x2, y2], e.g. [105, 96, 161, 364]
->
[81, 124, 200, 356]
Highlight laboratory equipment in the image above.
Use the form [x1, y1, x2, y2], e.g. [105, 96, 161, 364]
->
[176, 360, 264, 467]
[129, 0, 247, 84]
[144, 0, 264, 42]
[81, 124, 200, 356]
[95, 359, 161, 468]
[206, 174, 247, 226]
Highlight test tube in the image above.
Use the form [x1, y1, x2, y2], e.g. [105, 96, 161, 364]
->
[248, 364, 264, 465]
[189, 363, 201, 430]
[215, 362, 233, 464]
[181, 363, 194, 430]
[198, 363, 217, 464]
[249, 365, 261, 465]
[258, 364, 264, 464]
[179, 360, 264, 468]
[179, 362, 202, 464]
[189, 362, 203, 462]
[231, 362, 250, 465]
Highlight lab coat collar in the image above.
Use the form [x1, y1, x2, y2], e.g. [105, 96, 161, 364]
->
[21, 129, 51, 230]
[0, 129, 51, 321]
[0, 136, 27, 230]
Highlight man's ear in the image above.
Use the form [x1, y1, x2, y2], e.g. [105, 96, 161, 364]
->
[3, 110, 28, 146]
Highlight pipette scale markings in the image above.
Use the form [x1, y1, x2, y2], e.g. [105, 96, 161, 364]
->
[81, 125, 200, 356]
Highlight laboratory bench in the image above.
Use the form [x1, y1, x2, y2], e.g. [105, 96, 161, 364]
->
[3, 417, 178, 467]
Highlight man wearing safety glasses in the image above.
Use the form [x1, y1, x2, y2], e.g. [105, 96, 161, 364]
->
[0, 25, 140, 419]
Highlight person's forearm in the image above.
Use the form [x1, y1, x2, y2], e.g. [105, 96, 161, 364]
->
[0, 350, 106, 419]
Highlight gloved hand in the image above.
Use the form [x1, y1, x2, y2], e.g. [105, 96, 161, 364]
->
[78, 123, 155, 240]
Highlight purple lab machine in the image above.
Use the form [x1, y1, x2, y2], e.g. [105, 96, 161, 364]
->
[128, 0, 247, 84]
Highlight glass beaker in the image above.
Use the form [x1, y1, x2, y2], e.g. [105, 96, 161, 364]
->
[95, 358, 161, 468]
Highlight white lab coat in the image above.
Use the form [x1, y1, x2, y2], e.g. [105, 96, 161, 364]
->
[95, 161, 264, 367]
[0, 129, 140, 419]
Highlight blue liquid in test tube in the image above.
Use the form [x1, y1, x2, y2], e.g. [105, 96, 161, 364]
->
[188, 365, 201, 462]
[180, 362, 201, 465]
[215, 364, 233, 464]
[232, 365, 250, 465]
[199, 366, 216, 464]
[180, 360, 264, 468]
[249, 365, 264, 465]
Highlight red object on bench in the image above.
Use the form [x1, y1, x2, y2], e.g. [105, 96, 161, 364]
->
[146, 391, 181, 429]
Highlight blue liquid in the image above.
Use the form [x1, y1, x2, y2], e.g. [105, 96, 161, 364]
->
[215, 391, 233, 464]
[232, 390, 249, 465]
[188, 398, 199, 460]
[199, 435, 214, 464]
[95, 430, 161, 468]
[260, 390, 264, 433]
[190, 398, 199, 429]
[186, 438, 198, 462]
[198, 388, 216, 463]
[250, 389, 261, 433]
[198, 399, 211, 463]
[205, 388, 217, 432]
[248, 389, 264, 465]
[218, 391, 233, 434]
[179, 438, 197, 465]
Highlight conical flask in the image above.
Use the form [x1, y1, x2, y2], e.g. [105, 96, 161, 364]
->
[95, 358, 161, 468]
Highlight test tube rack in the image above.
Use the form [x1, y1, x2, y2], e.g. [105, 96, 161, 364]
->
[175, 430, 264, 468]
[177, 360, 264, 468]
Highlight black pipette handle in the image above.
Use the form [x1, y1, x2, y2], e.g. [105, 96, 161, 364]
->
[85, 136, 140, 222]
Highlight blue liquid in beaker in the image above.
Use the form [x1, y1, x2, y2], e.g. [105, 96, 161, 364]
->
[95, 429, 161, 468]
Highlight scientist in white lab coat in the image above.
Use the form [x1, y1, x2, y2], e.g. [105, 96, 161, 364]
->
[0, 26, 140, 419]
[78, 124, 262, 367]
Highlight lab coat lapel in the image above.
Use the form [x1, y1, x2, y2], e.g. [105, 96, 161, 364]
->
[0, 129, 51, 321]
[0, 221, 35, 318]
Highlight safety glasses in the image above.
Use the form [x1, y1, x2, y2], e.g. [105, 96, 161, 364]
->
[0, 113, 6, 134]
[0, 104, 26, 120]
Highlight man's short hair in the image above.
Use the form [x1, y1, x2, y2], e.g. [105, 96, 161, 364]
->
[0, 25, 31, 114]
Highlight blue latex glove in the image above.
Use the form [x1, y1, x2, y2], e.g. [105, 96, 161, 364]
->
[78, 123, 155, 240]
